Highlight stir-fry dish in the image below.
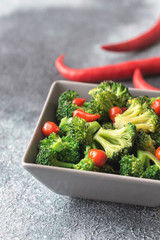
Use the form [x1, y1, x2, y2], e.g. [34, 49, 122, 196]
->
[36, 81, 160, 180]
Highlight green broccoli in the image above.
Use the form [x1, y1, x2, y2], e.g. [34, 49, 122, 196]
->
[99, 164, 117, 174]
[36, 133, 80, 164]
[114, 97, 159, 133]
[134, 130, 155, 154]
[59, 116, 100, 145]
[119, 150, 160, 180]
[93, 123, 136, 163]
[88, 81, 132, 106]
[144, 165, 160, 180]
[57, 135, 80, 163]
[101, 122, 115, 130]
[138, 150, 160, 180]
[56, 90, 79, 123]
[150, 129, 160, 148]
[36, 143, 98, 171]
[38, 133, 63, 152]
[89, 90, 122, 122]
[119, 154, 145, 177]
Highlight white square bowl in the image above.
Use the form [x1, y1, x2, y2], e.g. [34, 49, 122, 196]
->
[22, 80, 160, 207]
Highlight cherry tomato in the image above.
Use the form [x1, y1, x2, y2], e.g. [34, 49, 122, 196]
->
[155, 147, 160, 160]
[109, 107, 123, 122]
[88, 149, 107, 167]
[121, 107, 127, 113]
[151, 99, 160, 116]
[42, 121, 60, 137]
[72, 98, 86, 107]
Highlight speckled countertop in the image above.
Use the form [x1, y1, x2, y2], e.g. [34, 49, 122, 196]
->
[1, 1, 160, 239]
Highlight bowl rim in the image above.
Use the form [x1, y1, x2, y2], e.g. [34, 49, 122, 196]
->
[22, 80, 160, 186]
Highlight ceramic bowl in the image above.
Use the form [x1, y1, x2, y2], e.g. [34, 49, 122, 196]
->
[22, 80, 160, 207]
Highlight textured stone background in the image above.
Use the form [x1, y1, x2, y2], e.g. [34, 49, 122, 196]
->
[1, 0, 160, 239]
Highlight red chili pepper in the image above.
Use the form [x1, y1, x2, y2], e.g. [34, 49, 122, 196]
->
[155, 147, 160, 160]
[42, 121, 60, 137]
[109, 107, 123, 123]
[55, 55, 160, 82]
[72, 98, 86, 107]
[101, 17, 160, 52]
[88, 149, 107, 167]
[133, 68, 160, 91]
[73, 109, 100, 122]
[151, 99, 160, 116]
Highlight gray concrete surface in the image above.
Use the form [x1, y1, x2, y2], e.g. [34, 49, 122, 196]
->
[1, 1, 160, 239]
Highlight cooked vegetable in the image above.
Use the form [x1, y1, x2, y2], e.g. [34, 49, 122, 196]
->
[139, 150, 160, 180]
[89, 81, 131, 106]
[109, 107, 123, 122]
[93, 123, 136, 163]
[120, 150, 160, 180]
[59, 116, 100, 145]
[119, 153, 145, 177]
[36, 133, 80, 164]
[134, 130, 155, 154]
[56, 90, 79, 123]
[42, 121, 60, 137]
[89, 90, 121, 122]
[114, 97, 159, 132]
[155, 147, 160, 160]
[36, 80, 160, 181]
[151, 99, 160, 116]
[88, 149, 107, 167]
[73, 109, 100, 122]
[72, 98, 86, 107]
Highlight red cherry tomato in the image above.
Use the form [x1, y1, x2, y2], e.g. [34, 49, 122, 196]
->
[151, 99, 160, 116]
[88, 149, 107, 167]
[109, 107, 123, 122]
[155, 147, 160, 160]
[42, 121, 60, 137]
[121, 107, 127, 113]
[72, 98, 86, 107]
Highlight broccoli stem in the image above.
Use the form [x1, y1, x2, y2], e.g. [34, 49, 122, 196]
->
[87, 121, 101, 135]
[51, 157, 74, 168]
[137, 150, 160, 169]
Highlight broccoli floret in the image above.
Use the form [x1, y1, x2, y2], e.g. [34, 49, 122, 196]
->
[99, 164, 117, 174]
[38, 133, 63, 152]
[59, 117, 71, 136]
[138, 150, 160, 180]
[89, 90, 122, 122]
[57, 135, 80, 163]
[56, 90, 79, 123]
[93, 123, 136, 163]
[114, 97, 159, 133]
[36, 143, 98, 171]
[119, 150, 160, 180]
[150, 129, 160, 148]
[59, 116, 100, 145]
[68, 116, 88, 144]
[144, 165, 160, 180]
[119, 154, 145, 177]
[102, 122, 115, 130]
[36, 132, 80, 164]
[89, 81, 132, 106]
[36, 149, 57, 166]
[134, 130, 155, 154]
